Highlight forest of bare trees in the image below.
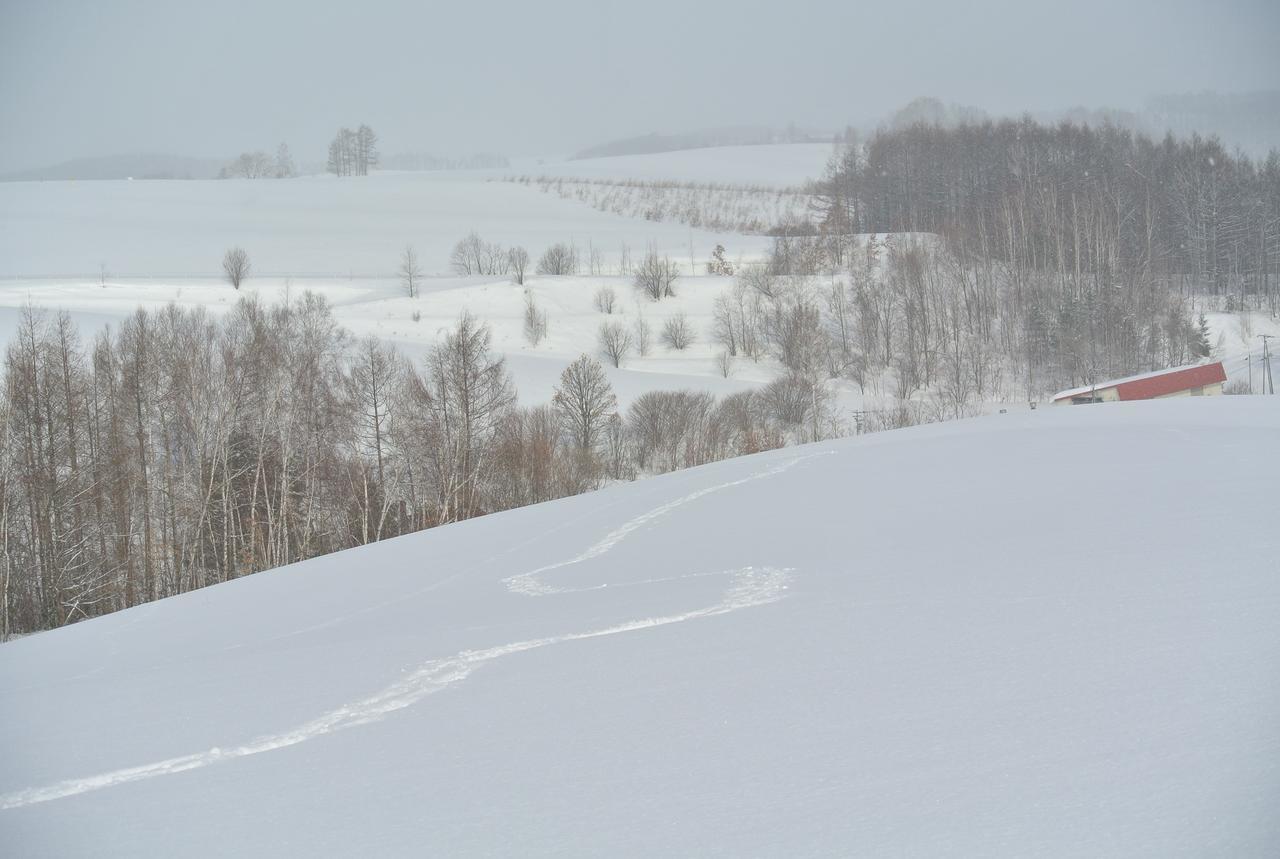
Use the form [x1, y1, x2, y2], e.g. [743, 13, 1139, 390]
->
[812, 119, 1279, 310]
[749, 118, 1277, 399]
[0, 299, 832, 637]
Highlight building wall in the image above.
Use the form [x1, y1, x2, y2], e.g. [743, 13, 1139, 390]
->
[1153, 382, 1224, 399]
[1055, 380, 1223, 405]
[1054, 386, 1120, 405]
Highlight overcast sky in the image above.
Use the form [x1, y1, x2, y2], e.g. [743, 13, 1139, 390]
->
[2, 0, 1277, 171]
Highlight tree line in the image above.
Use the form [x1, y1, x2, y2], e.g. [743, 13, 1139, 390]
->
[744, 118, 1267, 399]
[811, 118, 1279, 310]
[0, 298, 833, 637]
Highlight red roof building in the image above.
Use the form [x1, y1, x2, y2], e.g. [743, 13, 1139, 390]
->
[1052, 362, 1227, 405]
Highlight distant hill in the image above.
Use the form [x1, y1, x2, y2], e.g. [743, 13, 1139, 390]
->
[0, 153, 225, 182]
[881, 93, 1280, 160]
[380, 152, 510, 171]
[573, 126, 831, 160]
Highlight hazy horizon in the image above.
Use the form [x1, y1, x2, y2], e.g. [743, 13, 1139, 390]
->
[3, 0, 1279, 172]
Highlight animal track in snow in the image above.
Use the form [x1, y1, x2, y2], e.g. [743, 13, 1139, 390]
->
[0, 452, 827, 810]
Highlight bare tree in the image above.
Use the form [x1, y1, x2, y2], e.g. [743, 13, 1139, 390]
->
[523, 291, 548, 346]
[356, 125, 379, 175]
[661, 312, 696, 350]
[632, 314, 653, 356]
[759, 372, 814, 430]
[634, 251, 680, 300]
[508, 246, 530, 285]
[451, 232, 483, 275]
[739, 264, 779, 299]
[222, 247, 250, 289]
[274, 143, 295, 178]
[451, 232, 509, 276]
[481, 240, 509, 276]
[408, 312, 516, 523]
[552, 354, 617, 453]
[326, 126, 375, 176]
[489, 404, 571, 507]
[594, 286, 617, 314]
[400, 246, 422, 297]
[348, 336, 402, 544]
[537, 243, 579, 276]
[759, 371, 832, 443]
[715, 350, 734, 377]
[626, 390, 717, 473]
[597, 321, 633, 367]
[712, 292, 738, 355]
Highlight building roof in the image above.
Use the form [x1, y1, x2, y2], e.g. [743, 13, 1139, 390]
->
[1052, 362, 1227, 402]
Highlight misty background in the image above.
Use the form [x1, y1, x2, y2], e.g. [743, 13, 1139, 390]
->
[2, 0, 1279, 176]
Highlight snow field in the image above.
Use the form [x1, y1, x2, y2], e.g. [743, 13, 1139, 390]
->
[0, 144, 836, 279]
[1, 396, 1277, 856]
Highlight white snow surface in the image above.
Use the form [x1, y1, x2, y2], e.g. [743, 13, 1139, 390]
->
[0, 144, 834, 279]
[0, 172, 767, 278]
[2, 396, 1278, 856]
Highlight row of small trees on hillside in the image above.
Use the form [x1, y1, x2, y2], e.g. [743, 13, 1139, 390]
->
[448, 233, 579, 281]
[215, 238, 684, 298]
[0, 300, 836, 637]
[445, 232, 686, 287]
[517, 174, 810, 235]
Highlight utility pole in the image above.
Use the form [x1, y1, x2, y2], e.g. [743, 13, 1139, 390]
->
[1261, 335, 1276, 395]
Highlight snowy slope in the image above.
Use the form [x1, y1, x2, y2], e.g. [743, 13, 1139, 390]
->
[2, 397, 1278, 856]
[0, 144, 833, 279]
[0, 171, 769, 278]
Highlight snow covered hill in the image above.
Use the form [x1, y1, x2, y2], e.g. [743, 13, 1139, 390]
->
[0, 145, 832, 279]
[0, 171, 765, 278]
[2, 397, 1278, 856]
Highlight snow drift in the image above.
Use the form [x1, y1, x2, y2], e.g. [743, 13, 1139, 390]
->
[1, 397, 1278, 856]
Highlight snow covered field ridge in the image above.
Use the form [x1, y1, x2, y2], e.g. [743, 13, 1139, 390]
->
[1, 397, 1278, 856]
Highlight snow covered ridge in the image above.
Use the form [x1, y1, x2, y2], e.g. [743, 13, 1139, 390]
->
[511, 174, 814, 236]
[499, 144, 833, 237]
[2, 397, 1278, 856]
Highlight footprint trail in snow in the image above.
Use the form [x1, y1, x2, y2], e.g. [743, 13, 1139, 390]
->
[0, 451, 829, 810]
